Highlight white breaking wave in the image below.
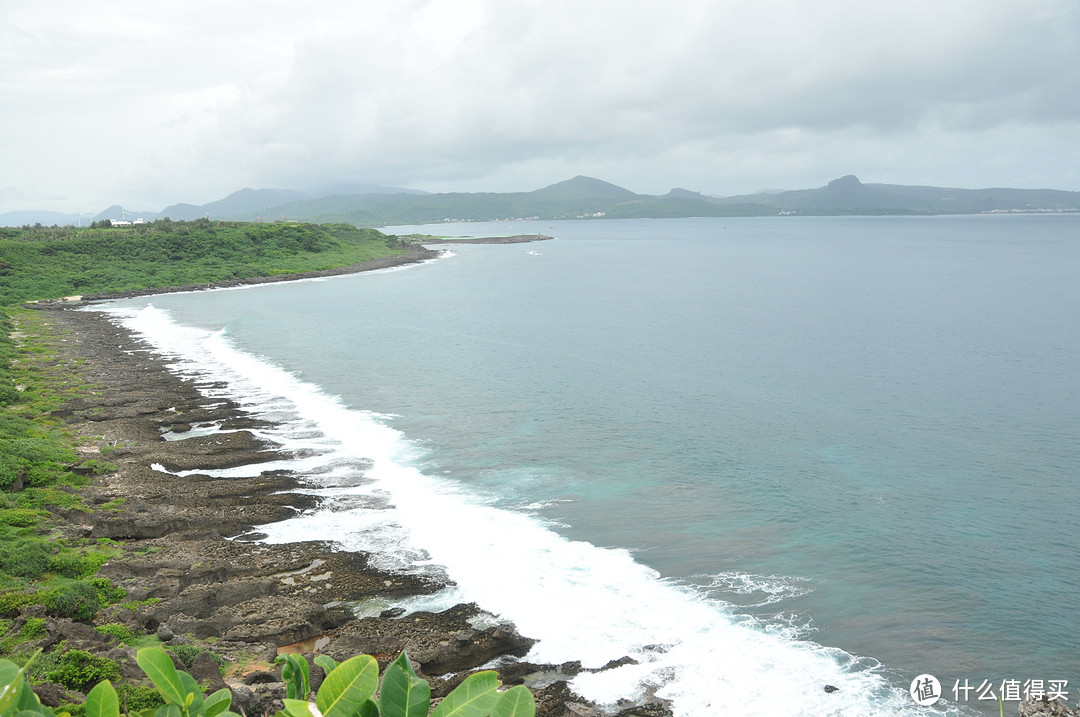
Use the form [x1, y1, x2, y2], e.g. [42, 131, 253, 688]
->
[97, 304, 970, 717]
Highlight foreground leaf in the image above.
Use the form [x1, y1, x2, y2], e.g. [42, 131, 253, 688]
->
[13, 678, 54, 717]
[491, 686, 535, 717]
[150, 704, 183, 717]
[430, 671, 499, 717]
[278, 654, 311, 700]
[315, 654, 379, 717]
[313, 656, 338, 675]
[379, 652, 430, 717]
[281, 698, 315, 717]
[0, 661, 22, 713]
[203, 688, 233, 717]
[173, 671, 203, 716]
[136, 649, 186, 707]
[85, 680, 120, 717]
[0, 656, 35, 714]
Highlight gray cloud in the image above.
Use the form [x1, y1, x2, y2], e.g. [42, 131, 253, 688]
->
[2, 0, 1078, 213]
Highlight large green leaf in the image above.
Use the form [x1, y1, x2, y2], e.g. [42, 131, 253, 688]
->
[378, 653, 430, 717]
[278, 655, 311, 700]
[0, 661, 21, 706]
[14, 709, 54, 717]
[313, 656, 338, 675]
[151, 704, 183, 717]
[12, 678, 44, 715]
[136, 649, 186, 707]
[491, 687, 534, 717]
[12, 678, 53, 717]
[203, 688, 233, 717]
[429, 672, 499, 717]
[177, 671, 204, 715]
[0, 656, 32, 713]
[281, 698, 315, 717]
[315, 655, 379, 717]
[85, 680, 120, 717]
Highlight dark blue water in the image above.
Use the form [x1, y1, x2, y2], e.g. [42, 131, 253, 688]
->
[110, 215, 1080, 714]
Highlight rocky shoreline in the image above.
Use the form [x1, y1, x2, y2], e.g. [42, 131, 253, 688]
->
[21, 298, 668, 717]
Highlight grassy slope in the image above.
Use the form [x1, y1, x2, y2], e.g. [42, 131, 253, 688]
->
[0, 308, 126, 625]
[0, 220, 404, 305]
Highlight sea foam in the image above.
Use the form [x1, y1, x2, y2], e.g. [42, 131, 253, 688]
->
[98, 304, 970, 717]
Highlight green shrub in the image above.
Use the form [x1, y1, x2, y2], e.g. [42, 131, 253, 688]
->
[58, 703, 86, 717]
[120, 597, 159, 612]
[19, 617, 46, 640]
[116, 682, 166, 711]
[21, 642, 64, 684]
[78, 460, 118, 476]
[41, 580, 101, 621]
[0, 385, 19, 408]
[46, 648, 120, 693]
[93, 624, 136, 644]
[89, 576, 125, 605]
[0, 590, 37, 617]
[0, 509, 46, 528]
[48, 553, 112, 582]
[15, 487, 80, 511]
[47, 553, 80, 579]
[0, 463, 19, 491]
[24, 463, 79, 488]
[0, 616, 48, 655]
[166, 644, 207, 669]
[0, 538, 52, 579]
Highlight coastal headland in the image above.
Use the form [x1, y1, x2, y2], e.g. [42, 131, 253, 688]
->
[37, 235, 553, 305]
[11, 237, 669, 717]
[416, 235, 554, 245]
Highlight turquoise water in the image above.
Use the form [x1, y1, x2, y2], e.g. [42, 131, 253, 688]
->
[104, 215, 1080, 715]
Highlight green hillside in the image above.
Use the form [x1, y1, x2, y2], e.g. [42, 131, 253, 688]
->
[0, 219, 404, 305]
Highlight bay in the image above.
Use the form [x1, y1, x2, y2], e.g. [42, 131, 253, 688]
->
[102, 215, 1080, 716]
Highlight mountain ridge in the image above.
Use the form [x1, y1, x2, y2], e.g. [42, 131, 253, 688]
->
[3, 175, 1078, 227]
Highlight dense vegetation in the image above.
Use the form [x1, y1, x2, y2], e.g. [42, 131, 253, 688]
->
[0, 220, 404, 305]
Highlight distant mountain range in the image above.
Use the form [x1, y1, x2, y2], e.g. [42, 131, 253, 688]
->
[0, 182, 424, 227]
[4, 175, 1078, 227]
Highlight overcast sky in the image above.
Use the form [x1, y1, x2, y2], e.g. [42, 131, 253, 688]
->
[2, 0, 1078, 213]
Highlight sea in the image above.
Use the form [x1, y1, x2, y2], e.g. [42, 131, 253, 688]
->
[94, 215, 1080, 717]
